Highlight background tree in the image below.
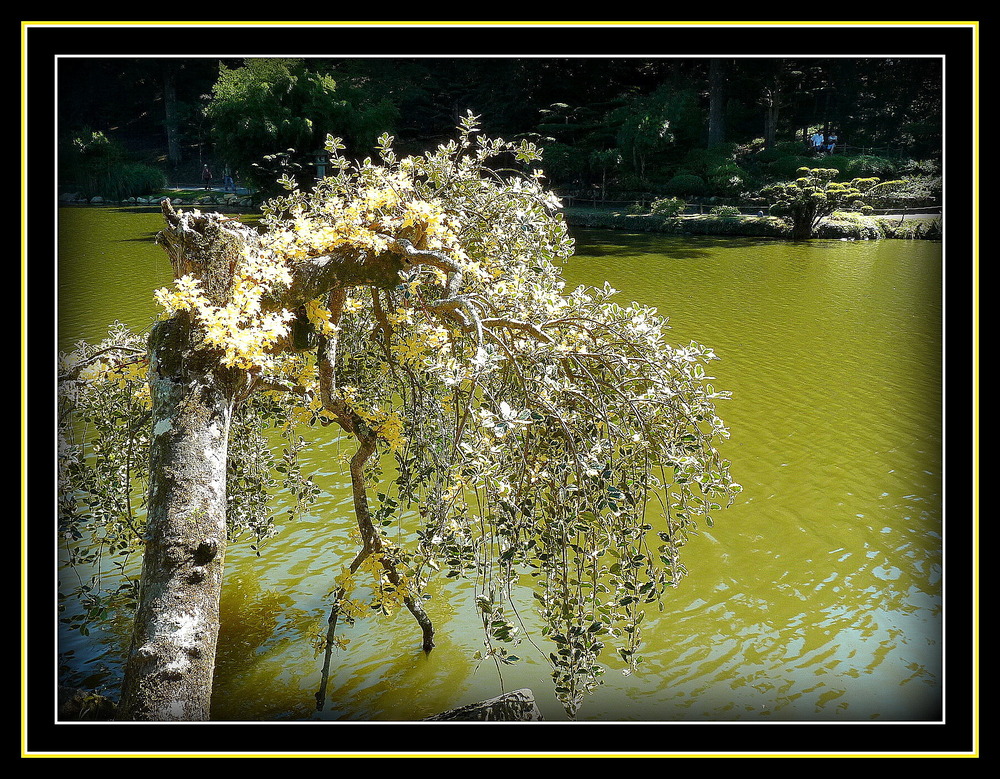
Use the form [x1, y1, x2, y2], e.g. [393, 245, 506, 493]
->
[55, 56, 942, 202]
[613, 84, 703, 184]
[204, 58, 330, 188]
[58, 119, 740, 720]
[58, 129, 166, 200]
[707, 58, 731, 149]
[761, 166, 900, 239]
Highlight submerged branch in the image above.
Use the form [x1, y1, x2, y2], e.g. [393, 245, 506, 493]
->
[315, 399, 436, 710]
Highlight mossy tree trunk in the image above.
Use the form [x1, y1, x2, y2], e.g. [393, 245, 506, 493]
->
[116, 313, 245, 720]
[116, 205, 251, 720]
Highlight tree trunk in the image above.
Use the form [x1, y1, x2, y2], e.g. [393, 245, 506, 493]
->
[163, 62, 182, 168]
[116, 313, 245, 720]
[763, 91, 779, 150]
[116, 204, 250, 720]
[707, 58, 729, 148]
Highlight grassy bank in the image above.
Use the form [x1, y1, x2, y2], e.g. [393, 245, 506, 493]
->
[563, 207, 943, 240]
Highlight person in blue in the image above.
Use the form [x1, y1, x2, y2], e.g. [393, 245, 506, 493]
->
[223, 172, 234, 193]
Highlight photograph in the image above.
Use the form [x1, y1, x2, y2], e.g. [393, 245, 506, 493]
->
[22, 20, 978, 758]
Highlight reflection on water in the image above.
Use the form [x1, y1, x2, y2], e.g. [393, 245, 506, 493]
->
[56, 211, 944, 722]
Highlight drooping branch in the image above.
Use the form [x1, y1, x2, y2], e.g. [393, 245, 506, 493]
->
[314, 421, 435, 711]
[481, 317, 553, 344]
[347, 430, 434, 653]
[386, 236, 485, 344]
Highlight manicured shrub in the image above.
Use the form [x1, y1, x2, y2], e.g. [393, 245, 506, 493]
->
[650, 196, 686, 217]
[663, 174, 705, 196]
[819, 154, 850, 176]
[708, 163, 750, 195]
[768, 155, 814, 179]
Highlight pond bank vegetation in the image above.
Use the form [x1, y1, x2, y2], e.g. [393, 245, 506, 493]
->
[563, 206, 942, 241]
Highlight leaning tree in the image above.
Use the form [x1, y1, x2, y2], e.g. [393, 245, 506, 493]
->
[58, 116, 740, 720]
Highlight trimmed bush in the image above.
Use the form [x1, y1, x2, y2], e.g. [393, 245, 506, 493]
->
[663, 174, 706, 196]
[768, 155, 815, 179]
[819, 154, 850, 176]
[650, 196, 686, 217]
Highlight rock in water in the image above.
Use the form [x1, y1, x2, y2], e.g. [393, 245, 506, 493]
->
[423, 689, 543, 721]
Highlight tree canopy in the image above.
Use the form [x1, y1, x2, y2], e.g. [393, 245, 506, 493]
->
[56, 55, 943, 204]
[58, 117, 742, 718]
[760, 166, 903, 239]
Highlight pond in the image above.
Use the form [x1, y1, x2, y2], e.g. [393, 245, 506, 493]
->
[53, 206, 948, 730]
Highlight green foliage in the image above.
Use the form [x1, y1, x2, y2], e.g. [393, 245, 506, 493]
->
[901, 158, 941, 178]
[753, 141, 807, 164]
[59, 130, 166, 200]
[761, 166, 896, 239]
[818, 154, 850, 175]
[612, 86, 703, 177]
[205, 58, 401, 191]
[767, 154, 816, 180]
[844, 154, 899, 180]
[206, 59, 336, 188]
[60, 119, 739, 718]
[880, 174, 941, 207]
[709, 205, 742, 218]
[863, 179, 909, 208]
[649, 196, 686, 217]
[706, 162, 751, 196]
[537, 140, 591, 185]
[663, 173, 706, 197]
[249, 149, 308, 201]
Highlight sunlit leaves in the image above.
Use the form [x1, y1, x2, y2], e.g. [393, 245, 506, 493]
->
[761, 166, 902, 238]
[58, 123, 739, 719]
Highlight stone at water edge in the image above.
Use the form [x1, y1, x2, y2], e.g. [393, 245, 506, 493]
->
[423, 689, 543, 721]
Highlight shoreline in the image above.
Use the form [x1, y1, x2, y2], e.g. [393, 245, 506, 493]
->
[562, 207, 942, 241]
[55, 196, 944, 242]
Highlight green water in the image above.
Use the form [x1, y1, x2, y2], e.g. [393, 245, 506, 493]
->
[55, 207, 945, 723]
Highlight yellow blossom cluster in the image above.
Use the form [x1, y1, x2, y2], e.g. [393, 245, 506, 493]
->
[303, 297, 340, 337]
[153, 245, 296, 371]
[441, 469, 469, 509]
[390, 319, 452, 370]
[263, 167, 469, 268]
[106, 359, 152, 409]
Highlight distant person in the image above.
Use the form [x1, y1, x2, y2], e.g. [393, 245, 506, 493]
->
[826, 133, 838, 153]
[811, 131, 825, 151]
[223, 172, 234, 193]
[202, 164, 213, 190]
